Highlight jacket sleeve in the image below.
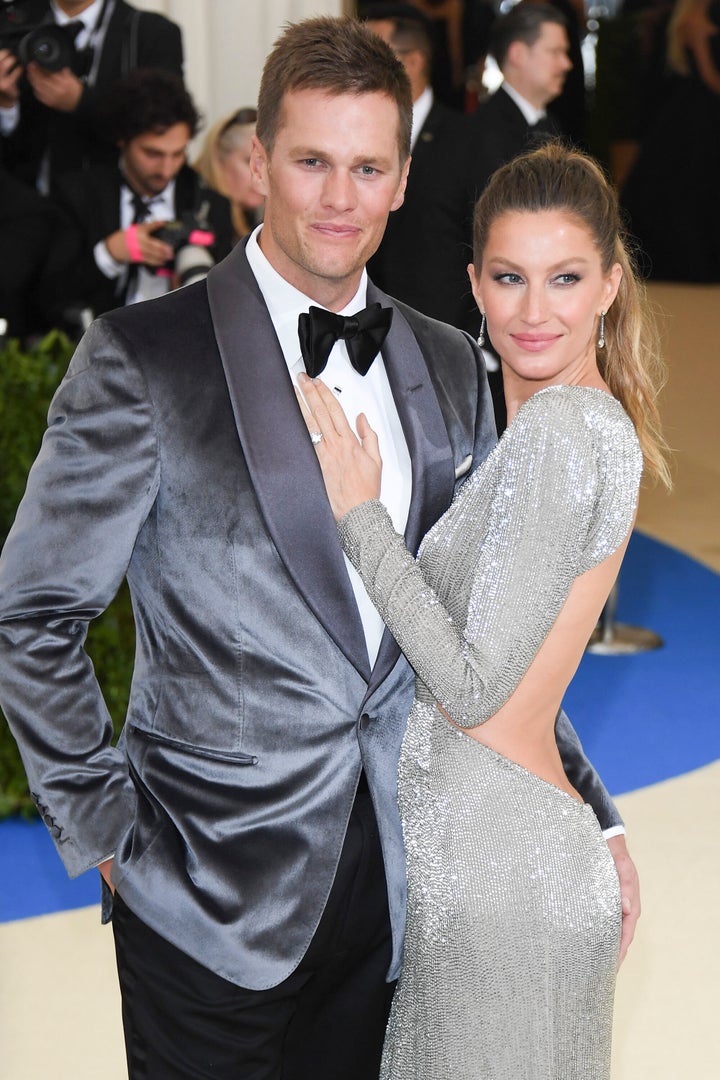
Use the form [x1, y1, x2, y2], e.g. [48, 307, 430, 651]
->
[0, 318, 160, 875]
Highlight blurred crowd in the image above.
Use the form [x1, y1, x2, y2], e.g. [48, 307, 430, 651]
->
[1, 0, 718, 368]
[0, 0, 262, 343]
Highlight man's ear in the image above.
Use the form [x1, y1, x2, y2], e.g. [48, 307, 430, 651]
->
[249, 134, 269, 196]
[403, 48, 424, 85]
[393, 154, 412, 211]
[505, 39, 527, 73]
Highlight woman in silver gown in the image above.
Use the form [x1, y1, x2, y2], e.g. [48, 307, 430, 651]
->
[297, 144, 671, 1079]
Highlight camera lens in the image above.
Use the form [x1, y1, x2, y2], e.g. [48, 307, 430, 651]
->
[174, 245, 215, 288]
[18, 26, 75, 71]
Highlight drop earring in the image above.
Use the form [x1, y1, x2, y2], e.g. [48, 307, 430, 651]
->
[597, 311, 606, 350]
[477, 312, 486, 348]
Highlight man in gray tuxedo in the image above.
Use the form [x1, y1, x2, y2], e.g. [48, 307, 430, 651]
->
[0, 15, 638, 1079]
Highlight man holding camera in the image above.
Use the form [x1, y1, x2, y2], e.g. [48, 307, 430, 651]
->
[44, 67, 233, 323]
[0, 0, 183, 193]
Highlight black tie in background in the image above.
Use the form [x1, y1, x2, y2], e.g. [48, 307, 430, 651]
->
[298, 304, 393, 378]
[120, 184, 152, 302]
[64, 21, 93, 78]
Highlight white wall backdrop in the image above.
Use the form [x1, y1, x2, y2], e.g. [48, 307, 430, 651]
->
[132, 0, 346, 135]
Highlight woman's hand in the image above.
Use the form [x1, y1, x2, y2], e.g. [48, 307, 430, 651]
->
[296, 373, 382, 521]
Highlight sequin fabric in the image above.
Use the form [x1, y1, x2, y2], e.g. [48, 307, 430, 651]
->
[337, 386, 642, 1078]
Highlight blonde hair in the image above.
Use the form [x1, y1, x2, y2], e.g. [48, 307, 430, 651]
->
[473, 143, 671, 488]
[193, 108, 259, 239]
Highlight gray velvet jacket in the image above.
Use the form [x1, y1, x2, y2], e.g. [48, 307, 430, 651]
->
[0, 242, 620, 989]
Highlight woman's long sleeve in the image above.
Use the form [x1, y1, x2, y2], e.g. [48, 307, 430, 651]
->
[337, 387, 642, 728]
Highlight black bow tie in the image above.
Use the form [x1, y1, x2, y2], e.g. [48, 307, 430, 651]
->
[298, 303, 393, 378]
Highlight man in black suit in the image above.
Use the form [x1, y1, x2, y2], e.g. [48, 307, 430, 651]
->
[0, 0, 183, 193]
[468, 2, 572, 199]
[44, 68, 233, 323]
[363, 4, 479, 334]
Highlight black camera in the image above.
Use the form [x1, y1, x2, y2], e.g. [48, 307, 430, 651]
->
[0, 1, 78, 71]
[153, 206, 216, 289]
[153, 211, 216, 255]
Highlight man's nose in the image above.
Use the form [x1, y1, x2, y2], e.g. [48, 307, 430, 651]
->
[159, 158, 179, 182]
[322, 169, 356, 211]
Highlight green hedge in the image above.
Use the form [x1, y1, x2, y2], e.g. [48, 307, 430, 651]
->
[0, 332, 135, 818]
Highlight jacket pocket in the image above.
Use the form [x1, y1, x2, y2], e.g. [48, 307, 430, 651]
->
[128, 723, 258, 765]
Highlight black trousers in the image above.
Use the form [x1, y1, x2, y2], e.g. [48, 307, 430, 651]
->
[111, 788, 395, 1079]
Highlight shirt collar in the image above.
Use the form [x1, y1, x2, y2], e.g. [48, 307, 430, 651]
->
[501, 81, 547, 126]
[120, 176, 176, 221]
[51, 0, 104, 34]
[245, 224, 368, 374]
[411, 86, 434, 150]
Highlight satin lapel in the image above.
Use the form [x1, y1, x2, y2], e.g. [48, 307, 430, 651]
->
[365, 284, 456, 697]
[206, 245, 371, 681]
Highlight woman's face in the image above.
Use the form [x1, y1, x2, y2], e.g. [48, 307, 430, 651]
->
[219, 133, 265, 210]
[469, 209, 622, 391]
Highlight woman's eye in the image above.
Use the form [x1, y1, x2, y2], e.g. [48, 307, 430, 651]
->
[494, 273, 524, 285]
[554, 273, 581, 285]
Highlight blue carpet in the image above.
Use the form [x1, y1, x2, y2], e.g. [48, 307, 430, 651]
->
[0, 817, 100, 921]
[1, 531, 717, 923]
[565, 532, 720, 794]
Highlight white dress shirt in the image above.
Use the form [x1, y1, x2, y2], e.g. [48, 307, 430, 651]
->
[50, 0, 104, 48]
[246, 225, 412, 668]
[501, 81, 548, 126]
[410, 86, 434, 151]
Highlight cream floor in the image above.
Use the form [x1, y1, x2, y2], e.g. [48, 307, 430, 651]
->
[0, 283, 718, 1079]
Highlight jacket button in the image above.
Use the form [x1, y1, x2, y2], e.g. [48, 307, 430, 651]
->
[359, 713, 370, 730]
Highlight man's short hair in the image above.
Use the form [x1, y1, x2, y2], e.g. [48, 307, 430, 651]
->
[363, 4, 434, 76]
[256, 15, 412, 160]
[490, 3, 567, 70]
[105, 68, 200, 143]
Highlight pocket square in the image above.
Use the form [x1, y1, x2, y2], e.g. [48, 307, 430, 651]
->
[454, 454, 473, 480]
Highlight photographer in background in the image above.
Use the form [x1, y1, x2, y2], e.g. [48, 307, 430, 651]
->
[42, 68, 233, 327]
[0, 0, 183, 194]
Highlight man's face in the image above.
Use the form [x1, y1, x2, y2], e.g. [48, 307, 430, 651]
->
[251, 88, 409, 311]
[119, 123, 190, 198]
[55, 1, 98, 14]
[366, 19, 428, 101]
[515, 23, 572, 107]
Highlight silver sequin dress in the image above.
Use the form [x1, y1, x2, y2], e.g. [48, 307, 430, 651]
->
[337, 386, 644, 1079]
